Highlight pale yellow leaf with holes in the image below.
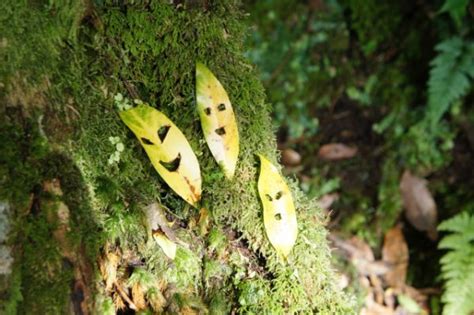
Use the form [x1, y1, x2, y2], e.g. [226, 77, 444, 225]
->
[119, 104, 201, 206]
[196, 62, 239, 179]
[153, 231, 177, 260]
[257, 154, 297, 260]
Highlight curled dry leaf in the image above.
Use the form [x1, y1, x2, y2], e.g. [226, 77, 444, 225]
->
[330, 235, 390, 276]
[318, 143, 358, 160]
[382, 226, 409, 288]
[281, 148, 302, 166]
[400, 171, 438, 240]
[348, 238, 390, 276]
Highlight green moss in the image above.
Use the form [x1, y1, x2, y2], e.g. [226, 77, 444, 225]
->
[343, 0, 403, 55]
[17, 214, 74, 314]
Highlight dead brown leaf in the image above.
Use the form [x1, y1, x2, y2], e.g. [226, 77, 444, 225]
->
[281, 148, 302, 166]
[330, 235, 390, 276]
[384, 288, 396, 309]
[113, 292, 126, 310]
[99, 250, 120, 292]
[347, 236, 375, 261]
[318, 143, 358, 160]
[131, 282, 147, 311]
[400, 171, 438, 240]
[362, 293, 396, 315]
[330, 235, 374, 261]
[382, 226, 409, 288]
[370, 275, 385, 304]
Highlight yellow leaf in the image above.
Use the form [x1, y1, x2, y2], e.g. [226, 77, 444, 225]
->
[257, 154, 297, 259]
[196, 62, 239, 179]
[119, 104, 202, 206]
[153, 231, 177, 260]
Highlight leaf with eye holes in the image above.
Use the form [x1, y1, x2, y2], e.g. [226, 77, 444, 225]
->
[196, 62, 239, 179]
[257, 154, 298, 260]
[119, 104, 202, 206]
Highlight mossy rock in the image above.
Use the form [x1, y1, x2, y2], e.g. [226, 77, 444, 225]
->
[0, 0, 353, 313]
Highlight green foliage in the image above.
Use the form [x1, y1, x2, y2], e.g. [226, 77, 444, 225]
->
[438, 211, 474, 315]
[245, 0, 351, 138]
[375, 157, 402, 233]
[392, 36, 474, 172]
[246, 0, 474, 268]
[5, 192, 76, 315]
[346, 75, 377, 106]
[440, 0, 471, 28]
[426, 37, 474, 127]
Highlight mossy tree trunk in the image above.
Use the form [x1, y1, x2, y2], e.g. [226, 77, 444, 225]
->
[0, 1, 352, 314]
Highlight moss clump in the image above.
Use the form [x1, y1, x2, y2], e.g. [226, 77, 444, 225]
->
[1, 0, 353, 313]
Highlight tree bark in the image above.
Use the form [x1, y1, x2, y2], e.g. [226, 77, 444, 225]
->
[0, 1, 352, 314]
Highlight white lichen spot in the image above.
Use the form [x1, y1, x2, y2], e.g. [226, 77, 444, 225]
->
[114, 93, 132, 111]
[108, 136, 125, 165]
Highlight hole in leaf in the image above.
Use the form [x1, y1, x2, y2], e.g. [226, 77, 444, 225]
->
[204, 107, 211, 115]
[275, 191, 283, 200]
[159, 153, 181, 172]
[274, 213, 282, 220]
[158, 125, 171, 143]
[141, 137, 154, 145]
[218, 103, 226, 111]
[215, 127, 226, 135]
[265, 194, 273, 201]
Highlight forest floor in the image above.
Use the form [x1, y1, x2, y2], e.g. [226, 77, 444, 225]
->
[245, 1, 474, 312]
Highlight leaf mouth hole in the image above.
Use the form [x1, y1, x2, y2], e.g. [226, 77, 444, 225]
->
[274, 213, 282, 220]
[204, 107, 212, 115]
[265, 194, 273, 201]
[218, 103, 226, 111]
[275, 191, 283, 200]
[215, 127, 226, 135]
[159, 153, 181, 172]
[141, 137, 154, 145]
[158, 125, 171, 143]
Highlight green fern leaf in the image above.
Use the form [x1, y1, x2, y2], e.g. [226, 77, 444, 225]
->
[426, 37, 474, 127]
[440, 0, 470, 27]
[438, 212, 474, 315]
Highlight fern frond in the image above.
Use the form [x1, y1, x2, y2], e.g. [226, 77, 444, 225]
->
[438, 212, 474, 315]
[440, 0, 470, 27]
[426, 37, 474, 127]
